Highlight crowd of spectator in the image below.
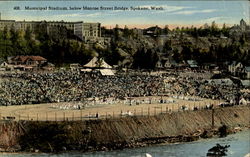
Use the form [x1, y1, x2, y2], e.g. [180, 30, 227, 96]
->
[0, 70, 248, 106]
[0, 71, 165, 106]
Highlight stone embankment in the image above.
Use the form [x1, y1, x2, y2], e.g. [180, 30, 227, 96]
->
[0, 106, 249, 153]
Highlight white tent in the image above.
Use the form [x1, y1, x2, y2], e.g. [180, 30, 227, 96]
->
[0, 61, 8, 67]
[80, 68, 92, 72]
[83, 57, 112, 69]
[99, 69, 114, 76]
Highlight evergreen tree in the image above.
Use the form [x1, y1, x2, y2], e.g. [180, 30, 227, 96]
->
[164, 25, 169, 35]
[123, 25, 130, 38]
[24, 26, 32, 41]
[2, 26, 8, 40]
[114, 24, 119, 41]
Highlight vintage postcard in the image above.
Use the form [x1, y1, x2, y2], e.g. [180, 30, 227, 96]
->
[0, 0, 249, 156]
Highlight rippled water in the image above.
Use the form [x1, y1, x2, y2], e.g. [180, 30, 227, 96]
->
[1, 130, 249, 157]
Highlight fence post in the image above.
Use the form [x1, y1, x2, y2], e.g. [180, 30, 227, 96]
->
[46, 112, 48, 121]
[113, 111, 114, 118]
[212, 109, 215, 128]
[134, 109, 136, 116]
[161, 106, 162, 114]
[106, 112, 107, 119]
[121, 110, 122, 117]
[96, 112, 99, 119]
[80, 110, 82, 121]
[0, 113, 1, 120]
[27, 114, 29, 121]
[72, 112, 74, 121]
[37, 113, 38, 121]
[55, 112, 57, 121]
[166, 106, 168, 113]
[148, 107, 150, 116]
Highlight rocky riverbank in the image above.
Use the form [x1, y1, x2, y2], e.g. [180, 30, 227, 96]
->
[0, 105, 249, 153]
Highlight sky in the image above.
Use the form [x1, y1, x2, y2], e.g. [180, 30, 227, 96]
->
[0, 1, 249, 29]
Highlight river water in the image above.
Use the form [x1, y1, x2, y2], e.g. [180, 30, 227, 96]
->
[1, 130, 249, 157]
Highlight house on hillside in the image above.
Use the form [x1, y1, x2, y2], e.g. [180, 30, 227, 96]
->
[244, 66, 250, 79]
[187, 60, 198, 69]
[143, 25, 162, 36]
[228, 61, 244, 76]
[228, 61, 236, 74]
[229, 19, 250, 37]
[156, 58, 177, 69]
[202, 63, 217, 70]
[229, 25, 242, 36]
[155, 60, 164, 69]
[8, 55, 47, 70]
[164, 58, 177, 68]
[10, 56, 47, 67]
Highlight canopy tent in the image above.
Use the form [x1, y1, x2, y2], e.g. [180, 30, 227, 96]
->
[99, 69, 114, 76]
[80, 68, 92, 72]
[83, 57, 112, 69]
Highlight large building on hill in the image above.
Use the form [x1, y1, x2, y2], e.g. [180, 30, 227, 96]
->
[240, 19, 247, 31]
[229, 19, 250, 37]
[0, 19, 101, 41]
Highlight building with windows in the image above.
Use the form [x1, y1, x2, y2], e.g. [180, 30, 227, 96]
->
[10, 55, 47, 66]
[0, 19, 101, 41]
[74, 22, 101, 41]
[229, 19, 250, 37]
[240, 19, 247, 31]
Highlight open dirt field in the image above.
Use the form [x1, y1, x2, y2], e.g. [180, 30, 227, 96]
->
[0, 96, 222, 121]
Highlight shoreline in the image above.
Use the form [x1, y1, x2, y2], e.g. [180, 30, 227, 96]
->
[0, 106, 249, 153]
[1, 128, 249, 154]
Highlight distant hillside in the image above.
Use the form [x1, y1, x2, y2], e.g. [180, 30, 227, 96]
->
[0, 21, 249, 68]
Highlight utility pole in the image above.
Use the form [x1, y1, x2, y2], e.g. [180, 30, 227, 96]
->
[212, 108, 215, 129]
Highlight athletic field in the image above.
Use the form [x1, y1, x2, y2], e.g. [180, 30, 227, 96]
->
[0, 96, 222, 121]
